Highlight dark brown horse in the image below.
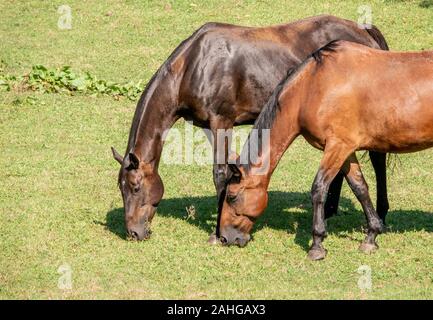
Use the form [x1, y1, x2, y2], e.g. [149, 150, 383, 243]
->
[111, 15, 390, 241]
[218, 40, 433, 260]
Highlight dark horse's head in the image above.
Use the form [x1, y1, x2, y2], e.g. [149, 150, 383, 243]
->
[111, 147, 163, 240]
[217, 164, 268, 247]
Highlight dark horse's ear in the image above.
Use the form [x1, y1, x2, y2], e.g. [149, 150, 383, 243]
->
[228, 163, 242, 178]
[127, 152, 140, 170]
[111, 147, 123, 164]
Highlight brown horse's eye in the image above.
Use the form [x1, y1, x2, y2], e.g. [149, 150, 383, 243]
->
[227, 193, 237, 203]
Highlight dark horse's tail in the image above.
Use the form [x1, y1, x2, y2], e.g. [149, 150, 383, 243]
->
[366, 25, 389, 51]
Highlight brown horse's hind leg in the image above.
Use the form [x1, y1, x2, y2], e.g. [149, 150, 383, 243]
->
[325, 151, 390, 221]
[341, 154, 384, 253]
[308, 142, 355, 261]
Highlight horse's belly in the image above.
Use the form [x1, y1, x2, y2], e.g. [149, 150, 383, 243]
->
[365, 134, 433, 154]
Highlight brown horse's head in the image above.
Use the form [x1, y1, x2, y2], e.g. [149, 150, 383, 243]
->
[218, 163, 268, 247]
[111, 147, 162, 241]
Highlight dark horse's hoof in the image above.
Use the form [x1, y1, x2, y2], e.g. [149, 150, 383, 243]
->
[359, 242, 378, 254]
[307, 247, 327, 261]
[207, 233, 219, 245]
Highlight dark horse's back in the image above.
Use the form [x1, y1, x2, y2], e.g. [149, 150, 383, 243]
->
[172, 15, 389, 127]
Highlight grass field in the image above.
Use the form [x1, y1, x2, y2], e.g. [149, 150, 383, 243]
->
[1, 0, 432, 299]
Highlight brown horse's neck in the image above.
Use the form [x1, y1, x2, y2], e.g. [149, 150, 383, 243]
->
[244, 64, 310, 188]
[250, 119, 300, 189]
[127, 70, 180, 170]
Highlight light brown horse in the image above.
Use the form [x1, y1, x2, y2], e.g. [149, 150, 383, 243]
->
[218, 40, 433, 260]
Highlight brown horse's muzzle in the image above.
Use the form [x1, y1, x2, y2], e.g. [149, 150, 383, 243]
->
[219, 226, 251, 247]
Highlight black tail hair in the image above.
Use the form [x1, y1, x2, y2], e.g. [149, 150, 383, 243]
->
[366, 25, 389, 51]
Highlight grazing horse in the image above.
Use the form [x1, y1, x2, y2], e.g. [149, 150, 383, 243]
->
[218, 40, 433, 260]
[111, 15, 390, 241]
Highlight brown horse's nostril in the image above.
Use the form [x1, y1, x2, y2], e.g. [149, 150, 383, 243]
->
[235, 237, 247, 247]
[220, 236, 228, 245]
[129, 230, 139, 240]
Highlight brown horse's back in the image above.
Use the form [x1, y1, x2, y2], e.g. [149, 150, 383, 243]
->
[298, 41, 433, 153]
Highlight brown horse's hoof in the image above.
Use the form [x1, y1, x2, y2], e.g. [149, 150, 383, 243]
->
[307, 247, 327, 261]
[207, 233, 219, 245]
[359, 242, 378, 254]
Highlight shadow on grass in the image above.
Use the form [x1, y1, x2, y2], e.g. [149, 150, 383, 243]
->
[105, 191, 433, 251]
[419, 0, 433, 8]
[385, 0, 433, 9]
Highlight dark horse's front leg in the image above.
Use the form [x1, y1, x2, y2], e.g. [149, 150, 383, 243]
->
[324, 171, 345, 219]
[369, 151, 389, 224]
[206, 122, 233, 244]
[324, 152, 389, 223]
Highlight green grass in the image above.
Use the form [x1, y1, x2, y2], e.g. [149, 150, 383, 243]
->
[1, 0, 433, 299]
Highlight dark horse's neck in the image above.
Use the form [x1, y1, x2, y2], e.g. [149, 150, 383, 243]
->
[126, 68, 179, 170]
[126, 29, 207, 169]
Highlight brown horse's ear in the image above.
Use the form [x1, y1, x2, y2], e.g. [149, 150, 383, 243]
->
[111, 147, 123, 164]
[228, 163, 242, 178]
[127, 152, 140, 170]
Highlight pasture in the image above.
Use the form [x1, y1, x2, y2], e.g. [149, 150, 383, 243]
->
[1, 0, 432, 299]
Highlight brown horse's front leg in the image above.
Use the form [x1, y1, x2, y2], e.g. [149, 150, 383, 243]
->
[342, 154, 384, 253]
[309, 143, 354, 260]
[309, 171, 330, 260]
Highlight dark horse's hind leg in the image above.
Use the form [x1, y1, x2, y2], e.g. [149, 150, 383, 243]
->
[324, 152, 389, 223]
[324, 172, 344, 219]
[369, 151, 389, 224]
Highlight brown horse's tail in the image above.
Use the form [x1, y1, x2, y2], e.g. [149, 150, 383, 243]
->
[366, 25, 389, 51]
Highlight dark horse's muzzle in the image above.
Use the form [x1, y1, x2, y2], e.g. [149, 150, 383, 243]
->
[125, 204, 156, 241]
[127, 224, 152, 241]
